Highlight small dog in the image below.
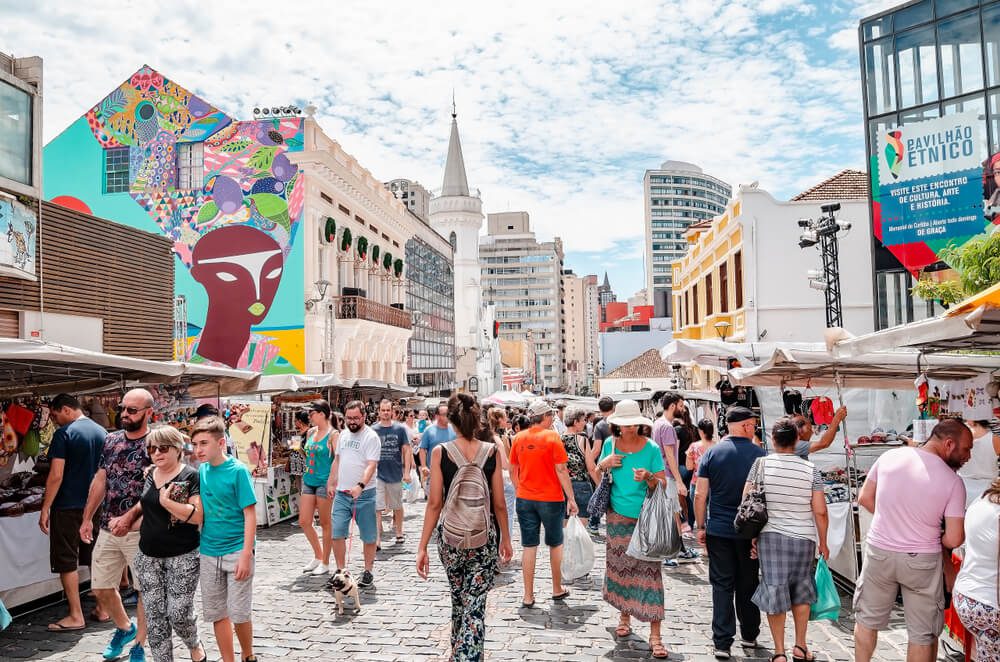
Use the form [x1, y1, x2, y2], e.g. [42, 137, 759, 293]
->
[327, 569, 361, 615]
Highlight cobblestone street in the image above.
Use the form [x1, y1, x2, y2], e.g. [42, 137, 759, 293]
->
[0, 502, 933, 661]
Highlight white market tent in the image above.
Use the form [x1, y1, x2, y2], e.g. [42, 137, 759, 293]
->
[661, 339, 825, 372]
[834, 305, 1000, 357]
[483, 390, 529, 407]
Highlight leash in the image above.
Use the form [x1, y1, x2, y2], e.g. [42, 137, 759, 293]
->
[342, 490, 358, 566]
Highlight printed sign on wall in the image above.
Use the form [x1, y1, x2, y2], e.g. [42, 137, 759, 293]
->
[0, 198, 37, 281]
[228, 402, 271, 476]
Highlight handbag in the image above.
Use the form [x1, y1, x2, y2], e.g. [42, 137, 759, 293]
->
[587, 442, 615, 518]
[734, 457, 768, 538]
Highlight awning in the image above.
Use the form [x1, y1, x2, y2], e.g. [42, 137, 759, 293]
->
[483, 390, 529, 406]
[661, 339, 826, 372]
[730, 346, 999, 390]
[833, 305, 1000, 357]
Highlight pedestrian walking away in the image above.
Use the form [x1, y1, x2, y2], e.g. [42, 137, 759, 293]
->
[416, 393, 513, 662]
[854, 418, 972, 662]
[328, 400, 382, 590]
[745, 418, 829, 662]
[192, 416, 259, 662]
[695, 405, 766, 660]
[115, 426, 207, 662]
[299, 400, 337, 576]
[595, 399, 670, 659]
[81, 388, 154, 662]
[38, 393, 106, 633]
[509, 399, 578, 608]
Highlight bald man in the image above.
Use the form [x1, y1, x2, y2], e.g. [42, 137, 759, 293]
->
[80, 388, 152, 661]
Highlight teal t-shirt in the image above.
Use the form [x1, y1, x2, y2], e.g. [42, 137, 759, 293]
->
[600, 438, 665, 519]
[303, 430, 334, 487]
[199, 457, 257, 557]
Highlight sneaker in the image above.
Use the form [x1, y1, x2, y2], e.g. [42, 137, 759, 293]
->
[301, 558, 320, 573]
[311, 563, 329, 576]
[714, 649, 731, 660]
[740, 639, 760, 648]
[358, 570, 374, 588]
[102, 621, 137, 660]
[663, 559, 679, 567]
[678, 547, 701, 561]
[128, 644, 146, 662]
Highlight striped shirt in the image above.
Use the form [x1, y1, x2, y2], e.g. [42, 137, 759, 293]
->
[747, 454, 822, 542]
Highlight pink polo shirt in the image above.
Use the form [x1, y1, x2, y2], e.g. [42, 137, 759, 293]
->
[866, 447, 966, 554]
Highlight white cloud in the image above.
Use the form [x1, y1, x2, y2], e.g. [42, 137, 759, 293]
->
[2, 0, 885, 294]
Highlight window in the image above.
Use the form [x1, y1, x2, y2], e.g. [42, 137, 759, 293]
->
[986, 3, 1000, 87]
[692, 283, 699, 325]
[449, 232, 457, 251]
[705, 273, 713, 316]
[897, 27, 938, 108]
[103, 147, 130, 193]
[176, 142, 204, 190]
[865, 38, 896, 115]
[734, 251, 743, 308]
[720, 261, 729, 313]
[0, 79, 32, 186]
[938, 11, 983, 98]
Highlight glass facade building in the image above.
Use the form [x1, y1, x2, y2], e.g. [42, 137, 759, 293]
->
[405, 235, 456, 394]
[643, 161, 730, 318]
[861, 0, 1000, 329]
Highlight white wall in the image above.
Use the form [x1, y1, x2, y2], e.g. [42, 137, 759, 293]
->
[21, 311, 102, 352]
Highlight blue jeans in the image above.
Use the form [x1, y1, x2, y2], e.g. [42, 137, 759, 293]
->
[515, 498, 565, 547]
[332, 489, 377, 544]
[570, 481, 593, 517]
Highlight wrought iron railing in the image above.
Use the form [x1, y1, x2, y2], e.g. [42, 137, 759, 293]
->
[332, 296, 412, 330]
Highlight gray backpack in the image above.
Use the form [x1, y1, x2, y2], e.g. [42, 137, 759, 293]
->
[440, 441, 495, 549]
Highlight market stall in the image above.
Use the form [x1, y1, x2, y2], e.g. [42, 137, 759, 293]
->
[0, 339, 258, 611]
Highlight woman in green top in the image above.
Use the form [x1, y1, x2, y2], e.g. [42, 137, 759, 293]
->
[299, 400, 338, 576]
[596, 399, 668, 659]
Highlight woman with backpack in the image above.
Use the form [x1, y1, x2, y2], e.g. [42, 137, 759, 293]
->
[416, 394, 513, 662]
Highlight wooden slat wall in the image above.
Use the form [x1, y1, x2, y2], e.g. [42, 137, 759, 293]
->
[0, 200, 175, 359]
[0, 310, 18, 338]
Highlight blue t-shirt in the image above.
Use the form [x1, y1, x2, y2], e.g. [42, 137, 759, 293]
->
[374, 422, 409, 483]
[600, 438, 665, 519]
[697, 436, 766, 538]
[199, 457, 257, 557]
[48, 417, 106, 511]
[419, 424, 456, 458]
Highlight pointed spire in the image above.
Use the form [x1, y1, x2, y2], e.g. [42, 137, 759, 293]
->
[602, 272, 611, 289]
[441, 99, 470, 197]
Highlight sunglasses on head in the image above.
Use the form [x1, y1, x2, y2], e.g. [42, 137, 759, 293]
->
[147, 444, 176, 455]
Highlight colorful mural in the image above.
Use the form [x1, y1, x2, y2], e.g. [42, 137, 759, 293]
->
[44, 66, 306, 373]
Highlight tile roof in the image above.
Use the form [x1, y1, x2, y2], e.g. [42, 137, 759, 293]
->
[791, 169, 869, 201]
[603, 348, 670, 379]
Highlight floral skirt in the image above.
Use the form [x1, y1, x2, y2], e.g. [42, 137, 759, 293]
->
[603, 510, 664, 622]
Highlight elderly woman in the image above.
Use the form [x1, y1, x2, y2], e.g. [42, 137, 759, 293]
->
[744, 417, 829, 662]
[596, 400, 669, 659]
[561, 406, 600, 524]
[116, 426, 206, 662]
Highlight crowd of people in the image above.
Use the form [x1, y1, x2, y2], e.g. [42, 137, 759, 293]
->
[29, 384, 1000, 662]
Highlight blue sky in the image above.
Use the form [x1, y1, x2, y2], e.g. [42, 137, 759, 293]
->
[2, 0, 898, 299]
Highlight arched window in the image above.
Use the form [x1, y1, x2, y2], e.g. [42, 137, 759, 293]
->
[449, 231, 457, 251]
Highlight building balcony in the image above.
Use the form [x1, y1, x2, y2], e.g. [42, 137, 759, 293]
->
[332, 295, 412, 330]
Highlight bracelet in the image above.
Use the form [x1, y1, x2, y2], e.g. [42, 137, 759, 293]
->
[183, 504, 196, 523]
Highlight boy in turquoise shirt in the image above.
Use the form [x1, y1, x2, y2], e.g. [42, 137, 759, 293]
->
[192, 416, 258, 662]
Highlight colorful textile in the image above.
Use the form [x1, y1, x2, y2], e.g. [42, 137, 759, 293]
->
[603, 510, 664, 622]
[561, 434, 590, 484]
[134, 548, 201, 662]
[955, 592, 999, 662]
[98, 431, 149, 531]
[438, 525, 498, 661]
[302, 430, 333, 488]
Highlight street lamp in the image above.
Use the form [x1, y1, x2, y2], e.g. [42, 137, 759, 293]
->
[797, 203, 851, 328]
[305, 279, 331, 310]
[714, 321, 731, 342]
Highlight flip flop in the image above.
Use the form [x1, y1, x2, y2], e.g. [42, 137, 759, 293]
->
[521, 600, 535, 608]
[552, 590, 570, 601]
[614, 623, 632, 638]
[48, 622, 85, 632]
[88, 609, 111, 623]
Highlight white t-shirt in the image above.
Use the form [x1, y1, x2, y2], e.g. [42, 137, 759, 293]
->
[747, 454, 823, 542]
[336, 426, 381, 491]
[955, 496, 1000, 608]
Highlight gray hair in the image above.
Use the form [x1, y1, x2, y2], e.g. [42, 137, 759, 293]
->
[564, 407, 587, 428]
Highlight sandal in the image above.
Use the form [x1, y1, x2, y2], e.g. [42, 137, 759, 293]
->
[792, 645, 815, 662]
[650, 636, 669, 659]
[771, 655, 788, 662]
[614, 622, 632, 638]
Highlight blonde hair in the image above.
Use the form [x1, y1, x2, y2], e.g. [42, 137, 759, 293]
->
[147, 425, 185, 452]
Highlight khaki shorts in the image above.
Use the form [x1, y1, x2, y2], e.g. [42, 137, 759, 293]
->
[853, 543, 945, 645]
[90, 529, 140, 590]
[376, 480, 403, 511]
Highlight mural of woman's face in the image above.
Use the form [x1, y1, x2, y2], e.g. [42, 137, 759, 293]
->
[191, 225, 284, 325]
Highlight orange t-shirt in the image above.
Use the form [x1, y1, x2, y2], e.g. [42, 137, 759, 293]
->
[509, 426, 568, 502]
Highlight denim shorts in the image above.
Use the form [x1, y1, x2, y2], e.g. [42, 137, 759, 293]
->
[570, 480, 593, 516]
[516, 497, 565, 547]
[332, 488, 378, 544]
[301, 482, 328, 498]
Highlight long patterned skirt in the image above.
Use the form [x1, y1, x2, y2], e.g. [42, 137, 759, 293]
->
[603, 510, 664, 622]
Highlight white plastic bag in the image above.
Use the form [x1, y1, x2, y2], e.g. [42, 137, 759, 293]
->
[403, 480, 421, 504]
[561, 517, 596, 581]
[627, 482, 681, 561]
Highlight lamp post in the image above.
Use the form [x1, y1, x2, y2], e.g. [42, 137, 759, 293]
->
[305, 279, 333, 373]
[714, 320, 731, 342]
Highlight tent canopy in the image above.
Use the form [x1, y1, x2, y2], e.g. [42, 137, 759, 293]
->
[833, 305, 1000, 357]
[661, 339, 825, 372]
[730, 346, 998, 389]
[483, 390, 528, 406]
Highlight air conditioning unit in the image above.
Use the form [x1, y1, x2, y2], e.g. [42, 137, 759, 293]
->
[341, 287, 367, 298]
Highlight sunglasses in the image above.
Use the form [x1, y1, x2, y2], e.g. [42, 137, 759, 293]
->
[147, 444, 176, 455]
[121, 405, 150, 415]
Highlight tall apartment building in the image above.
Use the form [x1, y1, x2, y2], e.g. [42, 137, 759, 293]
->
[561, 269, 600, 393]
[386, 178, 431, 222]
[481, 211, 565, 390]
[643, 161, 730, 318]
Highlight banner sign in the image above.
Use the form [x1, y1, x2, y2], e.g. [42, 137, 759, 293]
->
[228, 402, 271, 476]
[877, 112, 984, 246]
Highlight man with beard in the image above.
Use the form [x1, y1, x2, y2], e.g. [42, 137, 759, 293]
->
[327, 400, 382, 590]
[80, 388, 153, 662]
[854, 418, 973, 662]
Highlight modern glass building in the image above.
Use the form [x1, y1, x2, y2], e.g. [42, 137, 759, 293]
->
[860, 0, 1000, 329]
[643, 161, 730, 318]
[404, 233, 456, 395]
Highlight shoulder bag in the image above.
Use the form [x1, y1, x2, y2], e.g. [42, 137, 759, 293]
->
[734, 457, 768, 538]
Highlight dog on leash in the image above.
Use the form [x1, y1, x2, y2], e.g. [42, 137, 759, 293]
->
[327, 569, 361, 614]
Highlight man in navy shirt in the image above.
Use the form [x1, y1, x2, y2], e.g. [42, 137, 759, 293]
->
[695, 406, 766, 660]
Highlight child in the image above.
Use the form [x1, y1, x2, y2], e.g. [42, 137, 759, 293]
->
[191, 416, 258, 662]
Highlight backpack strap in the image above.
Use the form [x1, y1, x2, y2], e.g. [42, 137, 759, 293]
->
[442, 441, 468, 468]
[473, 442, 495, 468]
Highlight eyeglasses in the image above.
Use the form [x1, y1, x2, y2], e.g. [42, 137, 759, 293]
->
[147, 444, 176, 455]
[120, 405, 150, 416]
